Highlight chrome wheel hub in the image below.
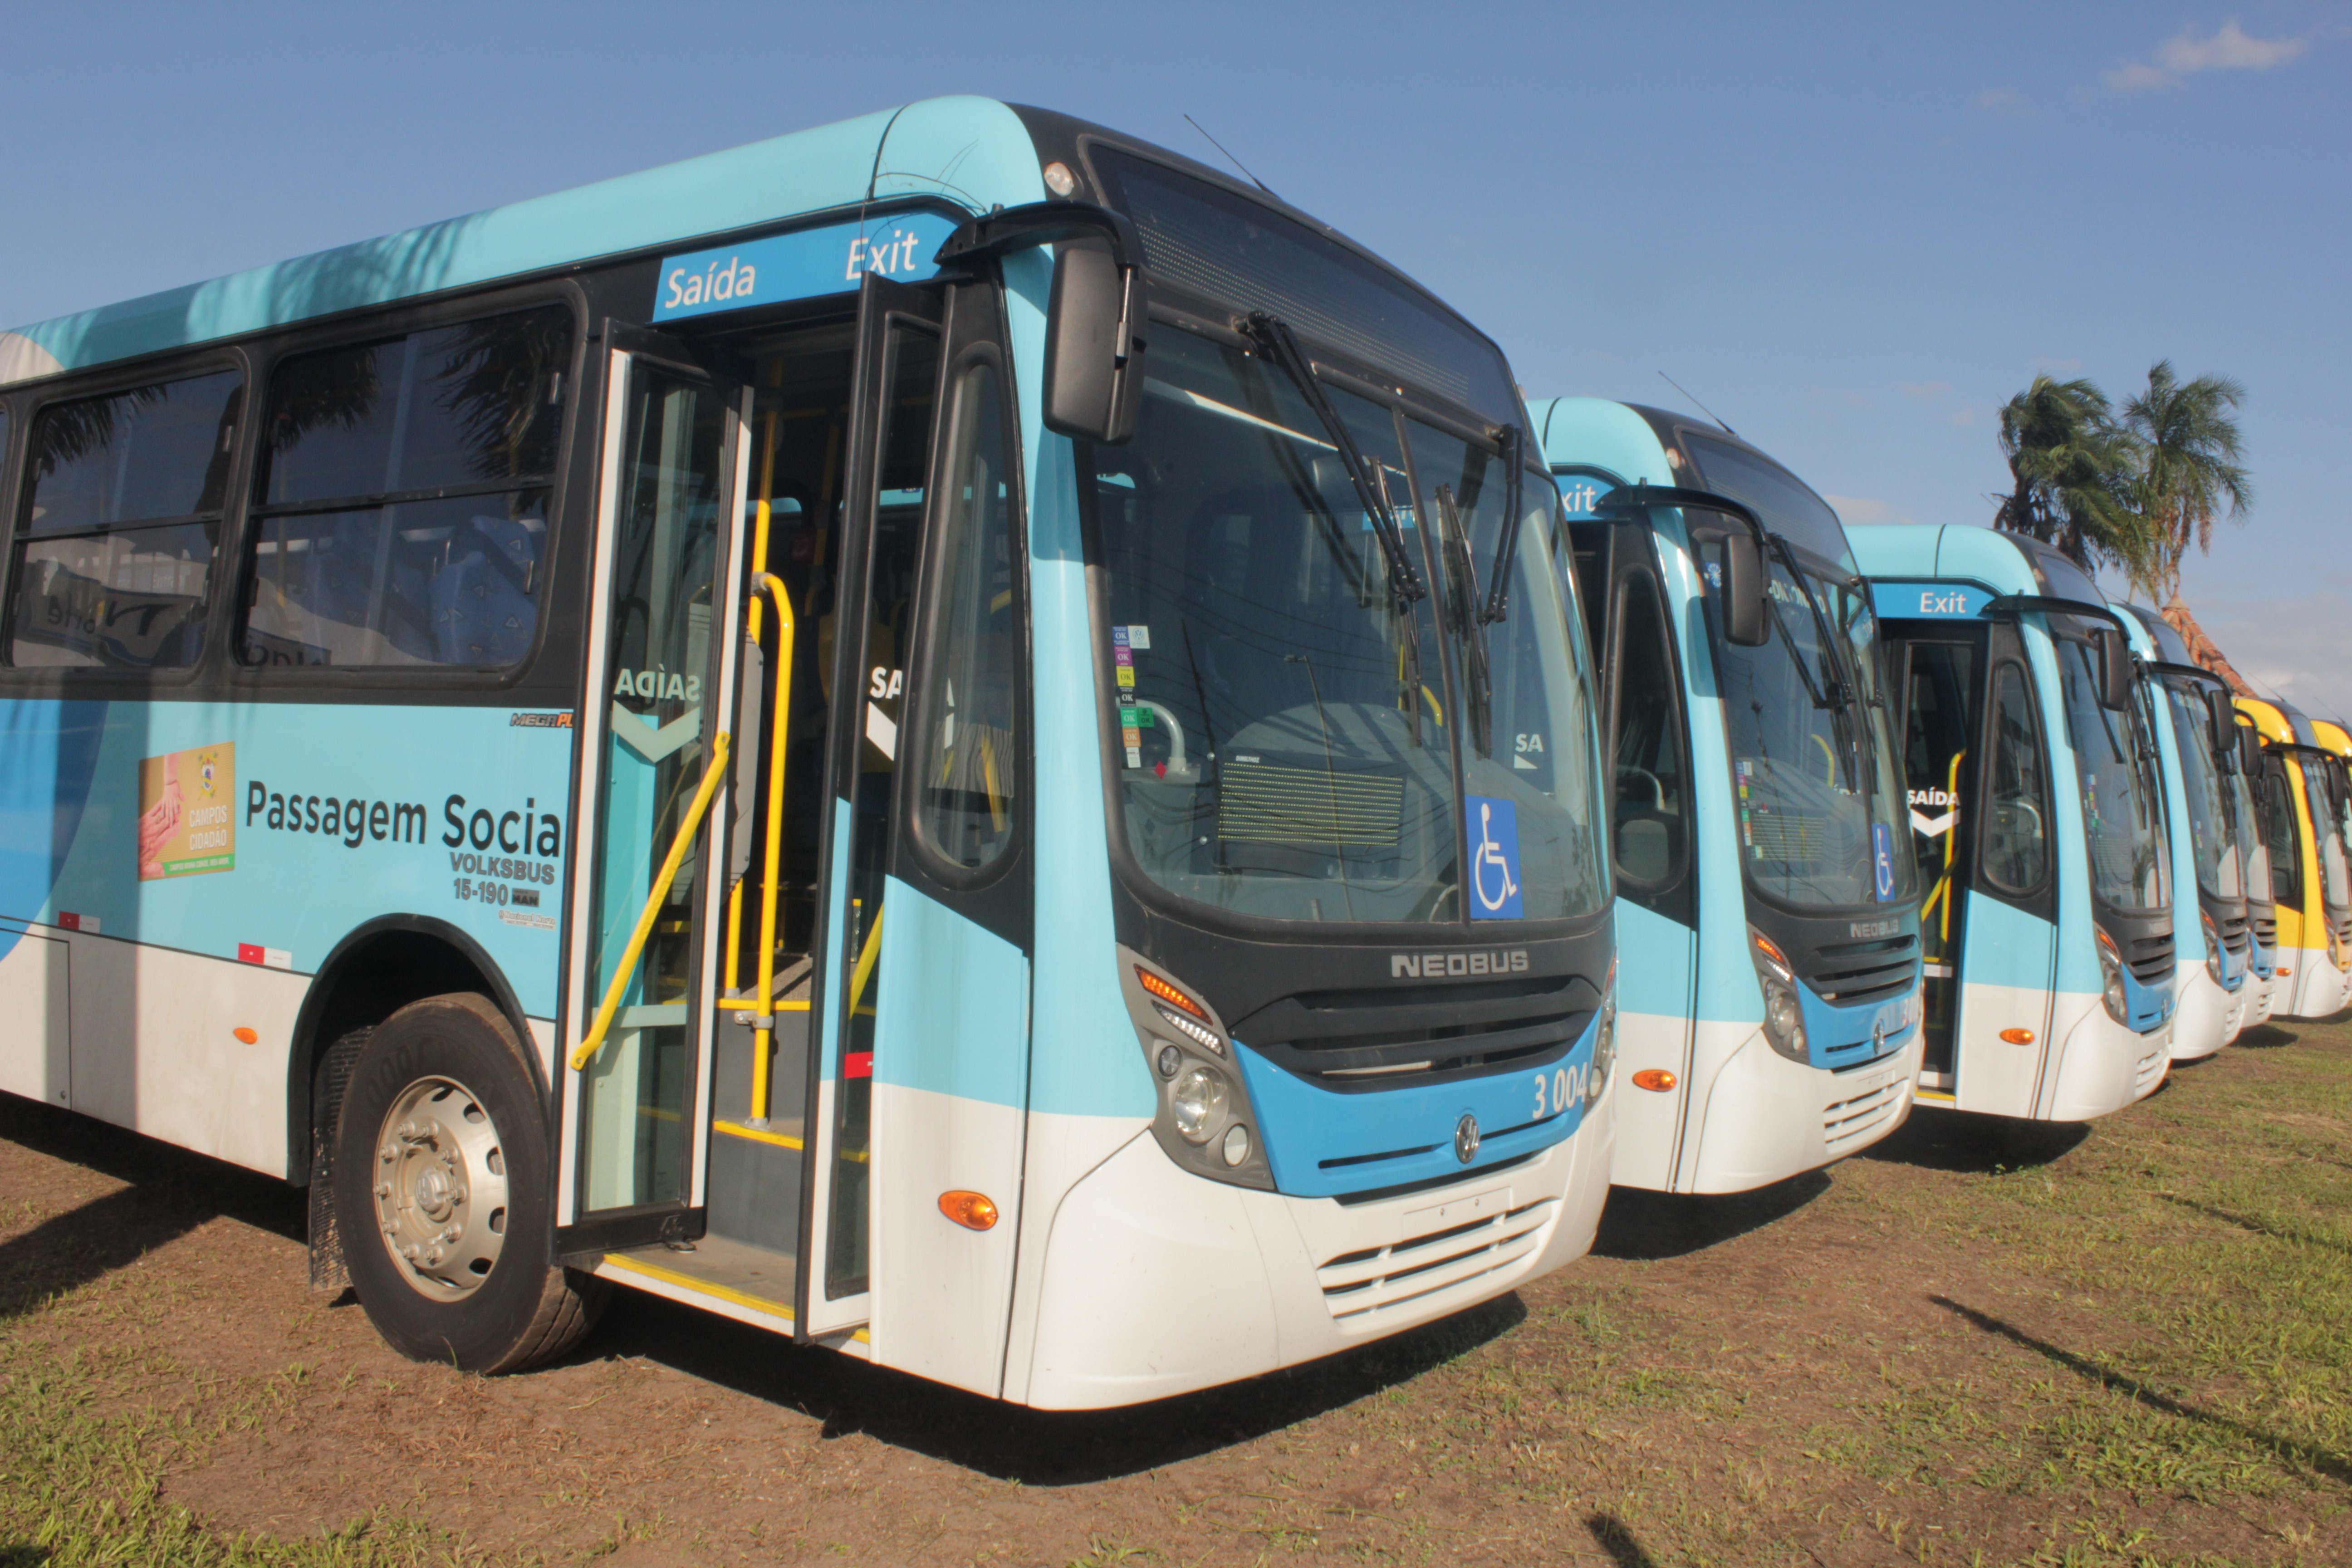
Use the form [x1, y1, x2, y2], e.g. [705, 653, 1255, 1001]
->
[372, 1076, 510, 1299]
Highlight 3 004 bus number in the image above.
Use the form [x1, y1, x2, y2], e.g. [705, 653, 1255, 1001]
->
[1533, 1063, 1592, 1118]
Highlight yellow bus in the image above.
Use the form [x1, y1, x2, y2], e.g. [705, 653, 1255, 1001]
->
[2235, 697, 2352, 1019]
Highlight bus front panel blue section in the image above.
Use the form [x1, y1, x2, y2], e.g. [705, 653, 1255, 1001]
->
[0, 698, 573, 1015]
[1233, 1009, 1603, 1199]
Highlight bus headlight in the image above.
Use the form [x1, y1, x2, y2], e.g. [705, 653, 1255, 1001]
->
[1750, 927, 1808, 1063]
[2097, 928, 2129, 1023]
[1170, 1064, 1230, 1143]
[1116, 946, 1274, 1191]
[2201, 911, 2222, 985]
[1586, 985, 1617, 1108]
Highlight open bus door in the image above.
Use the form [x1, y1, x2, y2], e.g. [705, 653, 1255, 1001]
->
[557, 270, 1032, 1395]
[1891, 621, 2059, 1112]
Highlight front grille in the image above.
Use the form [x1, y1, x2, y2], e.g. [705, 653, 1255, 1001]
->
[2134, 1037, 2167, 1092]
[2218, 913, 2250, 955]
[2127, 933, 2174, 985]
[1234, 973, 1597, 1091]
[1823, 1074, 1906, 1155]
[1317, 1198, 1556, 1323]
[1806, 933, 1919, 1007]
[2252, 915, 2278, 948]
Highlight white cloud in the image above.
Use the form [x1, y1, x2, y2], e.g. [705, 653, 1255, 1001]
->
[1901, 381, 1952, 399]
[1972, 87, 2035, 118]
[1825, 495, 1893, 526]
[2104, 20, 2307, 92]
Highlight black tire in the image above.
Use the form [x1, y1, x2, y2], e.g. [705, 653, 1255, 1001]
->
[333, 991, 606, 1373]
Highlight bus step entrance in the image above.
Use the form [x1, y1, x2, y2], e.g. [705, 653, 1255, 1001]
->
[605, 1235, 799, 1325]
[702, 975, 812, 1263]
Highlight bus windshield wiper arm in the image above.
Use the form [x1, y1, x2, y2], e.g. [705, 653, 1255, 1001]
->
[1242, 313, 1425, 605]
[1479, 425, 1528, 625]
[1770, 545, 1862, 792]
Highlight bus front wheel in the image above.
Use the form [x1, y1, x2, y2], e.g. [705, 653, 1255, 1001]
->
[332, 992, 605, 1372]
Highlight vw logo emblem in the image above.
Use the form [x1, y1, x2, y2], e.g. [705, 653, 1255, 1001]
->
[1453, 1113, 1481, 1165]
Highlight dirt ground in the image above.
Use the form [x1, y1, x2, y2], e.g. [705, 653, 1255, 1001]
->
[4, 1019, 2350, 1567]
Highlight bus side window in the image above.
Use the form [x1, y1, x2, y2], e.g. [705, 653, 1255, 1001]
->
[1981, 662, 2048, 893]
[11, 369, 241, 669]
[1608, 571, 1682, 888]
[908, 358, 1019, 873]
[240, 305, 572, 670]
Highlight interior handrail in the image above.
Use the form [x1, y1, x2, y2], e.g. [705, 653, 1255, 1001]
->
[569, 730, 733, 1072]
[747, 570, 797, 1125]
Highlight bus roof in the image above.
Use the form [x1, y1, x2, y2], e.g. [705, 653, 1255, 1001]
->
[1847, 523, 2104, 603]
[0, 96, 1046, 387]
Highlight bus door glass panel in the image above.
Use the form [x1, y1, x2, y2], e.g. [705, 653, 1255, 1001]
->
[1899, 638, 1976, 1079]
[2259, 751, 2301, 915]
[804, 275, 942, 1333]
[1609, 570, 1689, 897]
[573, 345, 736, 1224]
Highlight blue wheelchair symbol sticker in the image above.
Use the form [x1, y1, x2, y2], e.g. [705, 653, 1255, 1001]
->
[1872, 823, 1896, 901]
[1466, 795, 1524, 920]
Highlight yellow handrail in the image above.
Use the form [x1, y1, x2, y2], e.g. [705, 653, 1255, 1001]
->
[748, 570, 797, 1122]
[570, 730, 733, 1072]
[725, 401, 784, 999]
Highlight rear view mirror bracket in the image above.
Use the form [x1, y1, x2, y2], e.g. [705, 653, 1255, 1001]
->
[1594, 483, 1772, 647]
[937, 201, 1147, 444]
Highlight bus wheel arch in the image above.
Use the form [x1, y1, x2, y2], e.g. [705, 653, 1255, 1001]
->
[289, 917, 545, 1299]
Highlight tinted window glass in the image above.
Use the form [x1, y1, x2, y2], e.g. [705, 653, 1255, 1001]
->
[243, 493, 549, 667]
[26, 372, 240, 534]
[2163, 681, 2240, 901]
[242, 306, 569, 669]
[12, 369, 239, 668]
[1679, 433, 1852, 573]
[262, 308, 568, 503]
[911, 361, 1020, 872]
[2299, 756, 2350, 910]
[1090, 147, 1519, 424]
[1983, 664, 2050, 893]
[1609, 574, 1684, 887]
[2261, 753, 2301, 907]
[2057, 637, 2167, 911]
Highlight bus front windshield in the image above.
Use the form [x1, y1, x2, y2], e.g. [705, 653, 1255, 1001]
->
[2297, 755, 2352, 911]
[1089, 326, 1607, 925]
[2057, 638, 2168, 912]
[2163, 681, 2242, 901]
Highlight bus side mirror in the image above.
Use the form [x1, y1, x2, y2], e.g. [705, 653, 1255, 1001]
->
[1721, 531, 1769, 647]
[2238, 725, 2262, 776]
[1043, 239, 1145, 445]
[2205, 687, 2238, 764]
[2094, 627, 2132, 711]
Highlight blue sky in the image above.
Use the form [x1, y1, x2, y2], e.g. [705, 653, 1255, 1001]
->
[4, 1, 2344, 710]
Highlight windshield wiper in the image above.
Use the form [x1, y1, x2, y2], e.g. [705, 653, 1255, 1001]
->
[1769, 544, 1862, 794]
[1436, 484, 1494, 756]
[1241, 313, 1425, 606]
[1479, 425, 1528, 625]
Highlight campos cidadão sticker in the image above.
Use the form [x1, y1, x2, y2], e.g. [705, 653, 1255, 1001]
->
[138, 743, 236, 880]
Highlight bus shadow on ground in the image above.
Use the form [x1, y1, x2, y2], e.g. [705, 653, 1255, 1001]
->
[0, 1095, 305, 1321]
[1861, 1107, 2088, 1174]
[587, 1284, 1525, 1484]
[2232, 1023, 2303, 1049]
[1931, 1293, 2352, 1484]
[1588, 1172, 1831, 1261]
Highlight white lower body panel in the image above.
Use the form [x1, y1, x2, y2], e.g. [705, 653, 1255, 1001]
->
[1679, 1029, 1916, 1194]
[2278, 947, 2351, 1021]
[1011, 1091, 1615, 1410]
[2168, 961, 2234, 1062]
[2040, 991, 2168, 1120]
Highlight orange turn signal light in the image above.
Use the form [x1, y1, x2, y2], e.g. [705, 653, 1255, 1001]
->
[2279, 966, 2294, 975]
[1136, 967, 1208, 1019]
[939, 1190, 999, 1230]
[1999, 1028, 2035, 1045]
[232, 1027, 259, 1044]
[1631, 1069, 1678, 1092]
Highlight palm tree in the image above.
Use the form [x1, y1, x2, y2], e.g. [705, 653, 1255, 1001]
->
[2120, 361, 2251, 604]
[1992, 375, 2147, 574]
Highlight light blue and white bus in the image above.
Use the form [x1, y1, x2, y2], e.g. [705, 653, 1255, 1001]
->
[2114, 603, 2251, 1058]
[1530, 400, 1921, 1194]
[1854, 525, 2174, 1119]
[0, 98, 1619, 1406]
